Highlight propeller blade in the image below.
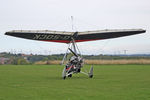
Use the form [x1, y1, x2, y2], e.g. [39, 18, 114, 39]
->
[68, 48, 78, 57]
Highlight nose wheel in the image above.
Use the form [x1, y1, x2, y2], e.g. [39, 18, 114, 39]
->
[68, 74, 72, 77]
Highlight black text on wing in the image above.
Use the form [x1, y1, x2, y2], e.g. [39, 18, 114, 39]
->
[33, 34, 71, 40]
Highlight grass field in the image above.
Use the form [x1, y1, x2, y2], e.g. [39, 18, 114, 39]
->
[0, 65, 150, 100]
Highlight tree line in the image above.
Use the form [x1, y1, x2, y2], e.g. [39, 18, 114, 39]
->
[0, 52, 150, 65]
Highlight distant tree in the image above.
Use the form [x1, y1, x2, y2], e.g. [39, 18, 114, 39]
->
[42, 57, 48, 61]
[17, 58, 29, 65]
[11, 57, 18, 65]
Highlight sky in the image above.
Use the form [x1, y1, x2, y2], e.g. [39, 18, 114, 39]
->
[0, 0, 150, 55]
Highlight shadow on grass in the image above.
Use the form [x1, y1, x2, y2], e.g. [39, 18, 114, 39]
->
[45, 74, 104, 80]
[45, 76, 88, 80]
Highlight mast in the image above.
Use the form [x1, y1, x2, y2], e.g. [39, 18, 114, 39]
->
[71, 16, 74, 31]
[72, 38, 77, 54]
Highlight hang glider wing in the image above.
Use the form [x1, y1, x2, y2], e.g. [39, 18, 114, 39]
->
[5, 29, 146, 43]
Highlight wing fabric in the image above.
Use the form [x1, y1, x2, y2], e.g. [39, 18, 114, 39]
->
[5, 29, 146, 43]
[5, 30, 73, 43]
[76, 29, 146, 42]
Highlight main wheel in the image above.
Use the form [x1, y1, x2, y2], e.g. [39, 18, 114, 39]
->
[63, 76, 66, 80]
[89, 75, 93, 78]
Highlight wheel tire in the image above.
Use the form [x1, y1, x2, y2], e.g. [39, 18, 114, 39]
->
[63, 76, 66, 80]
[68, 74, 72, 77]
[77, 69, 81, 72]
[89, 75, 93, 78]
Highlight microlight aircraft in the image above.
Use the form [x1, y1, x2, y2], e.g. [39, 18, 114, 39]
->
[5, 29, 146, 79]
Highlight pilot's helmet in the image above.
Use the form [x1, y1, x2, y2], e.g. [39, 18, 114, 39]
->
[70, 56, 77, 62]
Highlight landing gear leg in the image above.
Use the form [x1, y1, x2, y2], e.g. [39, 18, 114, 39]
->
[89, 66, 93, 78]
[62, 68, 66, 80]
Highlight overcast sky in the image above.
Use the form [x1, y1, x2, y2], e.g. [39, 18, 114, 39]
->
[0, 0, 150, 55]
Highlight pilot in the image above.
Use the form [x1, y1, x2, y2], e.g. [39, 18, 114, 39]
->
[65, 56, 77, 70]
[70, 56, 78, 64]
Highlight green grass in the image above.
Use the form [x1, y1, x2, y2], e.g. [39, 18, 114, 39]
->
[0, 65, 150, 100]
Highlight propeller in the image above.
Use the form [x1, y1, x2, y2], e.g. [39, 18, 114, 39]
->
[68, 48, 78, 57]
